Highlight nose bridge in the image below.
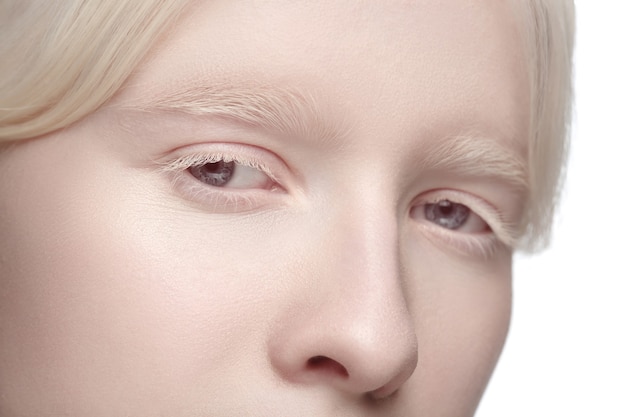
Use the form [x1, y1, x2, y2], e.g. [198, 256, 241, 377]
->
[332, 195, 400, 292]
[330, 201, 418, 393]
[337, 196, 416, 341]
[311, 183, 403, 315]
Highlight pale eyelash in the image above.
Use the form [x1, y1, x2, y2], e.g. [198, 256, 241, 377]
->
[158, 151, 277, 182]
[414, 191, 519, 257]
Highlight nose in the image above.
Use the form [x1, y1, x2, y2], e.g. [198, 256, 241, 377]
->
[268, 208, 418, 399]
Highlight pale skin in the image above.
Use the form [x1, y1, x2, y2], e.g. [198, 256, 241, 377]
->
[0, 1, 530, 416]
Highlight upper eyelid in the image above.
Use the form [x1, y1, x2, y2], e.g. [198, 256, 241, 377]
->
[159, 152, 277, 182]
[155, 143, 290, 182]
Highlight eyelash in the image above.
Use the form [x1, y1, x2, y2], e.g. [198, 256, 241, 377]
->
[411, 190, 516, 258]
[159, 145, 287, 212]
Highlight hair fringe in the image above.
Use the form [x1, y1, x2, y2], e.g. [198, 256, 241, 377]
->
[0, 0, 192, 140]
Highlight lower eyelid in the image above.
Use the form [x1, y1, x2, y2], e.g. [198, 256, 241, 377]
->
[172, 170, 287, 213]
[416, 221, 502, 259]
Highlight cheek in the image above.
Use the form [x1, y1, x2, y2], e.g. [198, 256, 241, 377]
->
[401, 243, 512, 414]
[0, 136, 282, 413]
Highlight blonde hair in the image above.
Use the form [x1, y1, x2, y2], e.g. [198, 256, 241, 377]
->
[0, 0, 575, 252]
[0, 0, 191, 140]
[522, 1, 576, 251]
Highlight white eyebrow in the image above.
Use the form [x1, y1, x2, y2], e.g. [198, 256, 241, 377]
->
[115, 82, 350, 148]
[118, 83, 528, 190]
[419, 133, 528, 193]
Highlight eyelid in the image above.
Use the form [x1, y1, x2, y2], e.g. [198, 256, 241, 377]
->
[158, 143, 285, 183]
[156, 143, 295, 212]
[413, 189, 518, 250]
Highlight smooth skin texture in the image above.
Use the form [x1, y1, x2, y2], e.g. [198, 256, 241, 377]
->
[0, 1, 530, 416]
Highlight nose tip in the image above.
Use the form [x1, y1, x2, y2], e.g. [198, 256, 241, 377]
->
[268, 295, 419, 398]
[328, 317, 419, 397]
[366, 347, 419, 399]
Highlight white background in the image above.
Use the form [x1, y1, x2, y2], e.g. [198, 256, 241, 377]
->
[479, 2, 626, 416]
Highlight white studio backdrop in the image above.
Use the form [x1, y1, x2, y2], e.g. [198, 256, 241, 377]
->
[478, 2, 626, 416]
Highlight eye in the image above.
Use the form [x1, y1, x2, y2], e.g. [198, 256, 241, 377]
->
[409, 190, 516, 256]
[413, 199, 490, 234]
[187, 158, 276, 190]
[160, 145, 291, 213]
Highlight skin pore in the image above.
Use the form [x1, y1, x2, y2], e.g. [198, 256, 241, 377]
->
[0, 1, 530, 416]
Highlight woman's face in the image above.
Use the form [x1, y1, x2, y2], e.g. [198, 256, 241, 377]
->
[0, 1, 530, 416]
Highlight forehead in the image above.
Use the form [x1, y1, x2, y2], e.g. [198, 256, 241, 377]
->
[121, 0, 530, 154]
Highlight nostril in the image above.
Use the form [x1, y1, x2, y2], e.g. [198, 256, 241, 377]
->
[306, 356, 349, 378]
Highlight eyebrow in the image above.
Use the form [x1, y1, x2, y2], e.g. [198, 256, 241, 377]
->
[419, 133, 528, 193]
[116, 82, 350, 148]
[117, 83, 528, 201]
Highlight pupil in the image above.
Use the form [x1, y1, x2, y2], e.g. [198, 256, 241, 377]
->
[203, 161, 227, 174]
[189, 160, 235, 186]
[424, 199, 470, 230]
[437, 200, 454, 216]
